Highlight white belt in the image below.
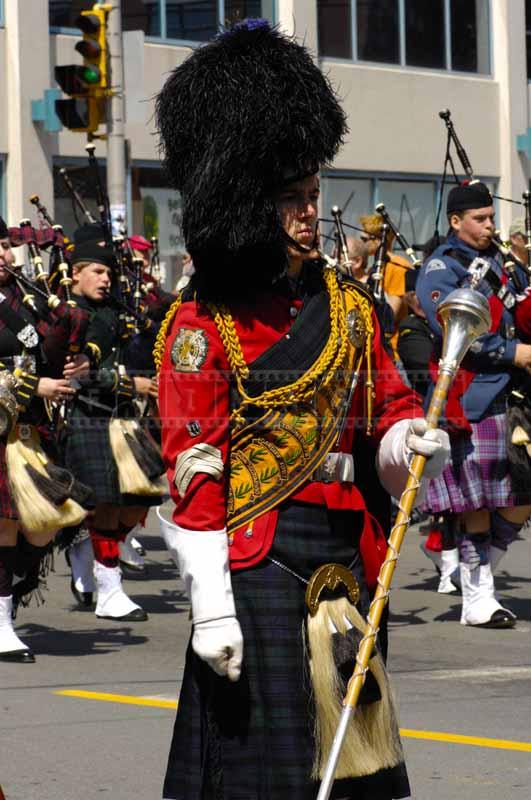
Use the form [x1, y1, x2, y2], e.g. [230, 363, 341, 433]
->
[312, 452, 354, 484]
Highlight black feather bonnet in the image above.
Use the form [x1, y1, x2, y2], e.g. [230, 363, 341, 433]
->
[155, 19, 347, 301]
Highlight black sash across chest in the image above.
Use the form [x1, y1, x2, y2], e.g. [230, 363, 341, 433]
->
[238, 286, 331, 402]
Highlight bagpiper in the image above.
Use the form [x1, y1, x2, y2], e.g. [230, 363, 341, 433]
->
[0, 216, 91, 661]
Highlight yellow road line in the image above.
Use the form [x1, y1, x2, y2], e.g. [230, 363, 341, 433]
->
[54, 690, 531, 754]
[400, 728, 531, 753]
[54, 689, 178, 709]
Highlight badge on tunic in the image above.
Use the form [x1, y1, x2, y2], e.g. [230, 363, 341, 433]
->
[431, 290, 441, 304]
[171, 328, 208, 372]
[346, 309, 367, 348]
[425, 258, 446, 274]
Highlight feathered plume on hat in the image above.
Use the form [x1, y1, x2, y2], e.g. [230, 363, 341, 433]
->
[155, 19, 347, 301]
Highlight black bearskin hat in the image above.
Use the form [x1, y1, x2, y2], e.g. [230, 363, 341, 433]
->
[155, 19, 347, 301]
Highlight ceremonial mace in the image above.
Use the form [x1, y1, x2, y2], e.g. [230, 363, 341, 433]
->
[317, 287, 491, 800]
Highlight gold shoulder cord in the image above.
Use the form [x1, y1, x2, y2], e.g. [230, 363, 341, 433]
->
[342, 282, 375, 433]
[153, 295, 183, 373]
[209, 269, 375, 434]
[152, 274, 376, 434]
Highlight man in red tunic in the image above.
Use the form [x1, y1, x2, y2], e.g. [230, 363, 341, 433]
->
[155, 21, 449, 800]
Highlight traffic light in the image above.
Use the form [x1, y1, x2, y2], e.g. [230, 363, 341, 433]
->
[76, 5, 110, 95]
[54, 3, 111, 133]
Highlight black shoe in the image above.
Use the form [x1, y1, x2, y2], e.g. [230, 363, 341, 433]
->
[97, 608, 148, 622]
[0, 648, 35, 663]
[473, 609, 516, 629]
[119, 559, 147, 576]
[70, 579, 93, 608]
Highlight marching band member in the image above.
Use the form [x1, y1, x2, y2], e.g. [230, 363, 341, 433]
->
[155, 22, 449, 799]
[63, 242, 164, 622]
[416, 183, 531, 628]
[0, 217, 89, 662]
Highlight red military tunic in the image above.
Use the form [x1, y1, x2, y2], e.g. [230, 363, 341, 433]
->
[158, 287, 422, 585]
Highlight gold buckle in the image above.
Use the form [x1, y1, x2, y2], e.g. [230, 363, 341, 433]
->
[305, 563, 360, 616]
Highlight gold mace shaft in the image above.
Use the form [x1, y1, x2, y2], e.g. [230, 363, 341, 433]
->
[317, 285, 491, 800]
[343, 370, 452, 712]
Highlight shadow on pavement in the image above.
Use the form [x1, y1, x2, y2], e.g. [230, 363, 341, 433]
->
[12, 623, 148, 656]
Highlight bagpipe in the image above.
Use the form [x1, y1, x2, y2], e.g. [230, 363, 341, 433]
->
[5, 217, 88, 373]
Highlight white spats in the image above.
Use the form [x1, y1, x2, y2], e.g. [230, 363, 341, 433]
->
[94, 563, 148, 621]
[0, 595, 34, 661]
[438, 548, 460, 594]
[459, 561, 514, 628]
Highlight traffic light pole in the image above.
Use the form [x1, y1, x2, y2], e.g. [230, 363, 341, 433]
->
[104, 0, 127, 235]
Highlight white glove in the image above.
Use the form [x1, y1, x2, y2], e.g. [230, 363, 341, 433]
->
[376, 418, 450, 501]
[405, 418, 450, 478]
[158, 511, 243, 682]
[192, 618, 243, 682]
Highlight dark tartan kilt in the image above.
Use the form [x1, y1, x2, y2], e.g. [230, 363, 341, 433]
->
[163, 502, 410, 800]
[62, 408, 161, 509]
[0, 436, 18, 520]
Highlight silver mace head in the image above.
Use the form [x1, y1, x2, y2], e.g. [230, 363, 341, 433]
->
[436, 288, 491, 376]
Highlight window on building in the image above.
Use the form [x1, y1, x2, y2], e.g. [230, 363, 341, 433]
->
[317, 1, 352, 60]
[318, 0, 490, 74]
[377, 179, 436, 247]
[320, 177, 373, 247]
[405, 0, 445, 69]
[225, 1, 264, 25]
[356, 0, 399, 65]
[166, 1, 217, 41]
[50, 0, 161, 35]
[50, 0, 274, 41]
[122, 1, 161, 36]
[450, 0, 490, 73]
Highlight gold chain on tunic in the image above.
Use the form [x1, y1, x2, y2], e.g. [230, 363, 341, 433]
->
[153, 269, 375, 432]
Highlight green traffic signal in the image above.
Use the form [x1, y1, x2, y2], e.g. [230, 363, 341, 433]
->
[81, 65, 100, 85]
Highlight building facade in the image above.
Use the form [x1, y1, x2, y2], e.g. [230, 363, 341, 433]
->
[0, 0, 530, 286]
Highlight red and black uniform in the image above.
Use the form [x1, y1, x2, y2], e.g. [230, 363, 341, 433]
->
[159, 270, 420, 800]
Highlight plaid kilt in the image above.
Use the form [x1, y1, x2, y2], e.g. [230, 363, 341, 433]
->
[423, 410, 531, 514]
[163, 502, 410, 800]
[63, 408, 161, 508]
[0, 437, 18, 520]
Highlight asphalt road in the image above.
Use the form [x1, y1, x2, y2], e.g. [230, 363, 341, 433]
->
[1, 510, 531, 800]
